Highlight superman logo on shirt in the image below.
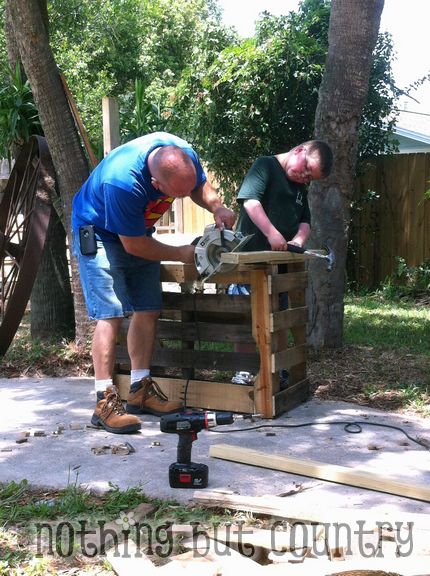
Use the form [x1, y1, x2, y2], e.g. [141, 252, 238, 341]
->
[144, 196, 174, 228]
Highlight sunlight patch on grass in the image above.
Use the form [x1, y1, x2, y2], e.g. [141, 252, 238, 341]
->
[344, 295, 430, 354]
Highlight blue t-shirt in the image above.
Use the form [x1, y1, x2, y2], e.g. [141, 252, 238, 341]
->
[72, 132, 206, 241]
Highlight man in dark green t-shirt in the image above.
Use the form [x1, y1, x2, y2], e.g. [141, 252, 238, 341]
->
[235, 140, 333, 252]
[229, 140, 333, 385]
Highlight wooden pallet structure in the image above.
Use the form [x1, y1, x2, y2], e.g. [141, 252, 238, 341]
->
[115, 251, 312, 418]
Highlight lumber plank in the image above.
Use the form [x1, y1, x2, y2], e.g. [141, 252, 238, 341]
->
[221, 251, 312, 265]
[208, 444, 430, 502]
[179, 536, 266, 575]
[83, 503, 155, 555]
[114, 374, 255, 413]
[272, 378, 309, 415]
[271, 344, 306, 372]
[270, 307, 308, 332]
[261, 555, 430, 575]
[156, 319, 253, 343]
[116, 345, 260, 372]
[270, 271, 308, 293]
[207, 526, 299, 552]
[192, 491, 430, 532]
[106, 542, 157, 576]
[156, 558, 220, 575]
[162, 292, 251, 313]
[250, 268, 273, 417]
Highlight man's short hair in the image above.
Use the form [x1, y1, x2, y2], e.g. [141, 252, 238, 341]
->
[304, 140, 333, 178]
[153, 146, 196, 183]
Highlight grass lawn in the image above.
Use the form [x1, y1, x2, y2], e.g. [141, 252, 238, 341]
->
[344, 293, 429, 354]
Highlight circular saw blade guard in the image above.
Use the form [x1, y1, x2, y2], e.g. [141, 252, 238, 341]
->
[194, 224, 253, 280]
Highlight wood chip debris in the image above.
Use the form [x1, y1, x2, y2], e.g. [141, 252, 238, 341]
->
[367, 443, 383, 450]
[91, 442, 135, 455]
[69, 422, 84, 430]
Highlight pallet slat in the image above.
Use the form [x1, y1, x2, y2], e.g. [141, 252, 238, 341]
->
[115, 259, 309, 417]
[115, 374, 255, 413]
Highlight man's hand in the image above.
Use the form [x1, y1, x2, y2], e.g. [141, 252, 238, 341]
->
[267, 229, 288, 251]
[289, 223, 310, 248]
[191, 182, 236, 229]
[287, 239, 303, 248]
[213, 206, 236, 230]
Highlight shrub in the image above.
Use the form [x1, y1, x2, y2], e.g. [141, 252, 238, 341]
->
[381, 257, 430, 301]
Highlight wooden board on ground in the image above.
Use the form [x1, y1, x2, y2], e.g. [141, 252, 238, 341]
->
[192, 490, 430, 532]
[209, 444, 430, 503]
[177, 536, 266, 575]
[106, 542, 157, 576]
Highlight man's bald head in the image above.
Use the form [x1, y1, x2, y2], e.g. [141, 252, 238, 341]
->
[150, 146, 197, 198]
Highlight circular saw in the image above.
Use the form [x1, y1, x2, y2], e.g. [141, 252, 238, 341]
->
[194, 224, 253, 281]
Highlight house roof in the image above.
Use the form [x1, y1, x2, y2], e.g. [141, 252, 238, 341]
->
[392, 109, 430, 153]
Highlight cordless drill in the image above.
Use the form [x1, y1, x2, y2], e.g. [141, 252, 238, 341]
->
[160, 410, 234, 489]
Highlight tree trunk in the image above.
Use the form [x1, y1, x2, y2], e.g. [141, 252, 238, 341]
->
[8, 0, 92, 345]
[30, 211, 75, 340]
[307, 0, 384, 348]
[5, 0, 75, 342]
[5, 2, 20, 70]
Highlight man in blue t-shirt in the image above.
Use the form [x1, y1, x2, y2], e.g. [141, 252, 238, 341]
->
[72, 132, 235, 434]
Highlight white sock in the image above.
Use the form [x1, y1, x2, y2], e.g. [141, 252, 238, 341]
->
[131, 369, 150, 384]
[94, 378, 113, 393]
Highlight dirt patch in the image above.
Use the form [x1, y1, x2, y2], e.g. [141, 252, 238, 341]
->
[309, 344, 430, 415]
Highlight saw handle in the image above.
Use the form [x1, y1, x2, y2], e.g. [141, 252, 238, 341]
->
[286, 243, 306, 254]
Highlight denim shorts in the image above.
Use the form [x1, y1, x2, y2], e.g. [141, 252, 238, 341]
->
[72, 233, 162, 320]
[227, 283, 251, 296]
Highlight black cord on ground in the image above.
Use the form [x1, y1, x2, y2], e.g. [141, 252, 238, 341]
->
[209, 420, 430, 450]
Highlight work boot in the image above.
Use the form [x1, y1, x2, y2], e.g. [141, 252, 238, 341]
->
[126, 377, 183, 416]
[91, 386, 141, 434]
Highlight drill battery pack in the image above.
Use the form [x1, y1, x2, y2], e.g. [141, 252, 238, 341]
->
[169, 462, 209, 489]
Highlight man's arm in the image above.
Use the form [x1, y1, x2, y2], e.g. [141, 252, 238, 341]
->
[289, 222, 311, 247]
[243, 200, 310, 250]
[119, 235, 195, 263]
[243, 199, 287, 250]
[191, 181, 236, 229]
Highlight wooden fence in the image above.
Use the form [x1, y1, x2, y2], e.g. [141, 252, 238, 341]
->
[351, 153, 430, 287]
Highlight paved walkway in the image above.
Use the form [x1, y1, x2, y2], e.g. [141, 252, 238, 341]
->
[0, 376, 429, 520]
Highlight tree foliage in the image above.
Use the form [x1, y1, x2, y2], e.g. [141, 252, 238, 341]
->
[0, 63, 43, 161]
[171, 0, 400, 203]
[0, 0, 406, 191]
[45, 0, 234, 155]
[172, 10, 326, 197]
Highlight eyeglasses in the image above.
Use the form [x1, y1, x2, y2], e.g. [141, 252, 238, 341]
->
[301, 149, 313, 183]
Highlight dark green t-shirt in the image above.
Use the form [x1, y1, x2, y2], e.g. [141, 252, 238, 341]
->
[235, 156, 311, 252]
